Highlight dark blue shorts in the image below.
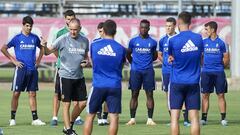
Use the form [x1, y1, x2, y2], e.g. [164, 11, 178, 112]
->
[162, 73, 170, 92]
[11, 66, 38, 92]
[128, 69, 155, 91]
[201, 72, 228, 94]
[87, 87, 121, 114]
[169, 83, 200, 110]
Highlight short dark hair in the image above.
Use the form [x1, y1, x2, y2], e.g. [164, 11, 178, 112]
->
[97, 22, 104, 29]
[140, 19, 150, 26]
[166, 17, 176, 25]
[64, 10, 75, 17]
[103, 19, 116, 36]
[22, 16, 33, 25]
[204, 21, 218, 32]
[178, 11, 192, 25]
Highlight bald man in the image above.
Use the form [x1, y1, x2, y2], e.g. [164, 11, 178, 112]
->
[41, 18, 89, 135]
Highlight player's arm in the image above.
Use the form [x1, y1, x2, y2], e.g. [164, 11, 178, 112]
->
[158, 52, 163, 62]
[126, 48, 132, 64]
[53, 50, 58, 58]
[223, 52, 229, 67]
[167, 39, 174, 63]
[81, 39, 90, 68]
[1, 44, 24, 68]
[153, 50, 158, 61]
[40, 37, 57, 55]
[35, 46, 44, 68]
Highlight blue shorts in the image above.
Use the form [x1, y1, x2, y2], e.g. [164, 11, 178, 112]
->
[128, 69, 155, 91]
[11, 66, 38, 92]
[201, 72, 228, 94]
[162, 73, 170, 92]
[87, 87, 121, 114]
[169, 83, 200, 110]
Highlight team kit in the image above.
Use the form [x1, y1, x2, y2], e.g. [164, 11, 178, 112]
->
[1, 10, 229, 135]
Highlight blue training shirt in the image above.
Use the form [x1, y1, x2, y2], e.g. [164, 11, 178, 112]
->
[202, 36, 227, 72]
[159, 34, 173, 74]
[7, 32, 41, 70]
[91, 38, 126, 88]
[128, 35, 157, 70]
[168, 31, 203, 84]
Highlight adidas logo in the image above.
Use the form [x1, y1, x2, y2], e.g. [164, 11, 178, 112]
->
[97, 45, 116, 56]
[181, 40, 198, 53]
[20, 41, 24, 44]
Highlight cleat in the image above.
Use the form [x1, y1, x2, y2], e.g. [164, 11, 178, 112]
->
[50, 119, 58, 126]
[74, 119, 84, 125]
[102, 119, 109, 125]
[31, 119, 46, 126]
[98, 119, 104, 126]
[146, 119, 157, 126]
[200, 120, 207, 125]
[9, 119, 16, 126]
[126, 119, 136, 126]
[221, 120, 228, 126]
[183, 121, 191, 127]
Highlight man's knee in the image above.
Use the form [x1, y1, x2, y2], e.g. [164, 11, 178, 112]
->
[28, 92, 36, 98]
[202, 94, 210, 100]
[131, 91, 140, 99]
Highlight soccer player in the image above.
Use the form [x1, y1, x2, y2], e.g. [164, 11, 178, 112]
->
[94, 22, 109, 126]
[1, 16, 46, 126]
[50, 10, 84, 126]
[41, 18, 89, 135]
[158, 17, 190, 127]
[83, 19, 126, 135]
[126, 19, 158, 126]
[200, 21, 229, 126]
[168, 11, 203, 135]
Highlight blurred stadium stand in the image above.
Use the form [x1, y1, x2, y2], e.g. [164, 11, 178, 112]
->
[0, 0, 231, 17]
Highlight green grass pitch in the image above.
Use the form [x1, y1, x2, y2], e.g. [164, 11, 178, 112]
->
[0, 82, 240, 135]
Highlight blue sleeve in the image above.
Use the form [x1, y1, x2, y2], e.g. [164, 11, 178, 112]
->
[221, 41, 227, 53]
[168, 39, 173, 56]
[159, 38, 163, 52]
[36, 36, 41, 48]
[128, 38, 134, 50]
[7, 37, 17, 48]
[90, 43, 93, 59]
[200, 39, 204, 53]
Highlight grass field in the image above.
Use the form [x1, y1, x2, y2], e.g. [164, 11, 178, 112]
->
[0, 82, 240, 135]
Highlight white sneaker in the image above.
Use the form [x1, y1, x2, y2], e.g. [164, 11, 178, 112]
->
[102, 119, 109, 125]
[200, 120, 207, 125]
[98, 119, 104, 126]
[221, 120, 228, 126]
[31, 119, 46, 126]
[146, 119, 157, 126]
[126, 119, 136, 126]
[9, 119, 16, 126]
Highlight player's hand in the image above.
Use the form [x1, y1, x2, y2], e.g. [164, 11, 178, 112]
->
[168, 55, 174, 64]
[13, 60, 24, 68]
[80, 60, 89, 68]
[40, 36, 47, 47]
[35, 61, 40, 68]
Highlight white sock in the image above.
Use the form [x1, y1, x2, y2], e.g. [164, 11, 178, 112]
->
[52, 116, 58, 120]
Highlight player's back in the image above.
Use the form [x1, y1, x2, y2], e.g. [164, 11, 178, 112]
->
[91, 38, 126, 88]
[168, 31, 203, 84]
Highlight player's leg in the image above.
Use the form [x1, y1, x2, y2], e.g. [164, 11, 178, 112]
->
[169, 83, 185, 135]
[83, 87, 105, 135]
[216, 72, 228, 126]
[28, 70, 45, 126]
[108, 113, 119, 135]
[102, 102, 109, 125]
[83, 113, 96, 135]
[143, 68, 156, 125]
[189, 110, 200, 135]
[10, 66, 26, 126]
[186, 84, 201, 135]
[70, 78, 87, 130]
[200, 72, 213, 125]
[51, 69, 61, 126]
[162, 73, 171, 117]
[182, 104, 190, 127]
[126, 70, 142, 125]
[170, 109, 180, 135]
[106, 88, 121, 135]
